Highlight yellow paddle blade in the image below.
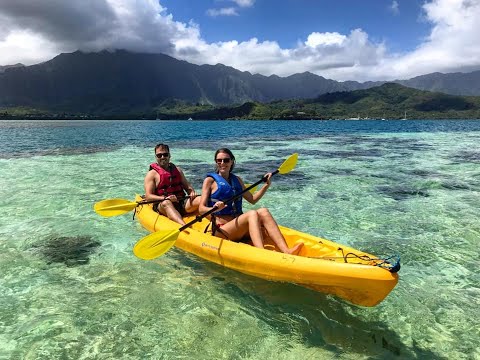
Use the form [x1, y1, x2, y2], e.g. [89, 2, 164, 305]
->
[278, 153, 298, 174]
[245, 184, 258, 193]
[133, 229, 181, 260]
[94, 198, 138, 217]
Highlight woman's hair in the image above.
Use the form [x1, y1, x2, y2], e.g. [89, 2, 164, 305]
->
[214, 148, 235, 173]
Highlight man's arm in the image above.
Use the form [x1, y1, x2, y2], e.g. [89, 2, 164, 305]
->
[177, 166, 196, 197]
[144, 170, 166, 201]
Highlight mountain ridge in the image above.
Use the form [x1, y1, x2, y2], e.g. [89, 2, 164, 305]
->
[1, 50, 480, 118]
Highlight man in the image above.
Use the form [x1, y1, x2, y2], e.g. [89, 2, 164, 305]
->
[144, 143, 200, 225]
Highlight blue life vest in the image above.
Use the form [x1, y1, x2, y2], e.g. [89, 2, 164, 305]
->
[207, 172, 243, 216]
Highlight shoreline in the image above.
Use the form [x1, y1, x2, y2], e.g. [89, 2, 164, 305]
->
[1, 117, 480, 121]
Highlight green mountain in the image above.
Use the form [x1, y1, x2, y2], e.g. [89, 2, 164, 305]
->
[300, 82, 480, 119]
[397, 71, 480, 96]
[0, 50, 359, 115]
[159, 83, 480, 120]
[1, 50, 480, 119]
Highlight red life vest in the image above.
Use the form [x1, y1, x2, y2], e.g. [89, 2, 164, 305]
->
[149, 162, 185, 198]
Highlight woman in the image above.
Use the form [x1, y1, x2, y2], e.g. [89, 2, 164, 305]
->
[199, 148, 303, 255]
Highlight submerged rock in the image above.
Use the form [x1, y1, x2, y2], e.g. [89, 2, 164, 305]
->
[33, 235, 101, 267]
[376, 185, 430, 201]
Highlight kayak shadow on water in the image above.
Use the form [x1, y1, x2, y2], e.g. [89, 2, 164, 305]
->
[173, 251, 437, 359]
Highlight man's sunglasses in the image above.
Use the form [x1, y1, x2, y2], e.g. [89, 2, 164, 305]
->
[156, 152, 170, 158]
[216, 158, 231, 164]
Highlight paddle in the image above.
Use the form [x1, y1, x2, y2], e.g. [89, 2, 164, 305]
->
[133, 153, 298, 260]
[94, 198, 170, 217]
[94, 185, 259, 217]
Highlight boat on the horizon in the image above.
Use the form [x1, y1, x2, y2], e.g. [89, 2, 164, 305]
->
[346, 114, 360, 120]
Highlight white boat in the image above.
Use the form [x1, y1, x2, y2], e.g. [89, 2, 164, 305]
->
[346, 114, 360, 120]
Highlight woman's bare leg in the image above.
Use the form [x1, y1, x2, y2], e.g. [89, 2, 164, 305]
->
[257, 208, 303, 255]
[184, 196, 201, 213]
[215, 211, 265, 248]
[245, 211, 264, 248]
[216, 209, 303, 254]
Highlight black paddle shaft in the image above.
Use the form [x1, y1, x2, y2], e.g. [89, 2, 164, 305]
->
[137, 196, 187, 206]
[178, 172, 274, 232]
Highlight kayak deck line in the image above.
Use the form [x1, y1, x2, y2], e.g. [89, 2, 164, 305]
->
[305, 252, 400, 273]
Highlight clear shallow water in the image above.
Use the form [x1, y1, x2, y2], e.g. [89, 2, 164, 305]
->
[0, 119, 479, 359]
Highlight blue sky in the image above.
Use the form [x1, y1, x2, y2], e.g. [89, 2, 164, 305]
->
[0, 0, 479, 82]
[163, 0, 429, 53]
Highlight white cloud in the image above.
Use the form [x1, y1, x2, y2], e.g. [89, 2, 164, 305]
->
[0, 0, 479, 82]
[206, 0, 253, 17]
[172, 28, 387, 81]
[0, 0, 188, 62]
[206, 7, 239, 17]
[0, 30, 64, 65]
[390, 1, 400, 15]
[382, 0, 480, 79]
[305, 32, 346, 47]
[232, 0, 255, 7]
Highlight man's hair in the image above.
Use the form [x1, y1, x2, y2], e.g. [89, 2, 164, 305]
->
[154, 143, 170, 152]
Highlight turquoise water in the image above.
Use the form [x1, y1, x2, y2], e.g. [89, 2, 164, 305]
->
[0, 119, 479, 359]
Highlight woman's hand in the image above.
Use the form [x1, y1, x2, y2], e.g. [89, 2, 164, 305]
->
[263, 172, 273, 186]
[213, 201, 227, 212]
[188, 188, 197, 201]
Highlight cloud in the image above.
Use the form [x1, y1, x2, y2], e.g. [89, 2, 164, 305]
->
[0, 0, 198, 60]
[305, 32, 347, 47]
[232, 0, 255, 7]
[0, 0, 119, 54]
[206, 7, 239, 17]
[0, 30, 63, 65]
[387, 0, 480, 78]
[390, 1, 400, 15]
[206, 0, 253, 17]
[0, 0, 479, 82]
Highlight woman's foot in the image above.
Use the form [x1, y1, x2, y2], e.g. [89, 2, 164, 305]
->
[286, 242, 304, 255]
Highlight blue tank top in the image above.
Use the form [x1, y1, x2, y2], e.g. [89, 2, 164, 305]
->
[207, 172, 243, 216]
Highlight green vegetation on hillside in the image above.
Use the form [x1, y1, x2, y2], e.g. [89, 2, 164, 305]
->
[1, 83, 480, 120]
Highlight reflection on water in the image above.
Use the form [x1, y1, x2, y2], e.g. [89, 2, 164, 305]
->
[0, 120, 479, 358]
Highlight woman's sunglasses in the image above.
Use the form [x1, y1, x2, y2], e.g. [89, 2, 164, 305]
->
[156, 152, 170, 158]
[215, 158, 231, 164]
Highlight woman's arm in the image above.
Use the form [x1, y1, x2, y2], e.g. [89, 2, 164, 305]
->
[199, 177, 214, 213]
[199, 177, 226, 214]
[241, 173, 271, 204]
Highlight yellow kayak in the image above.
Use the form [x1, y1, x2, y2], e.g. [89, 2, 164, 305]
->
[134, 195, 399, 307]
